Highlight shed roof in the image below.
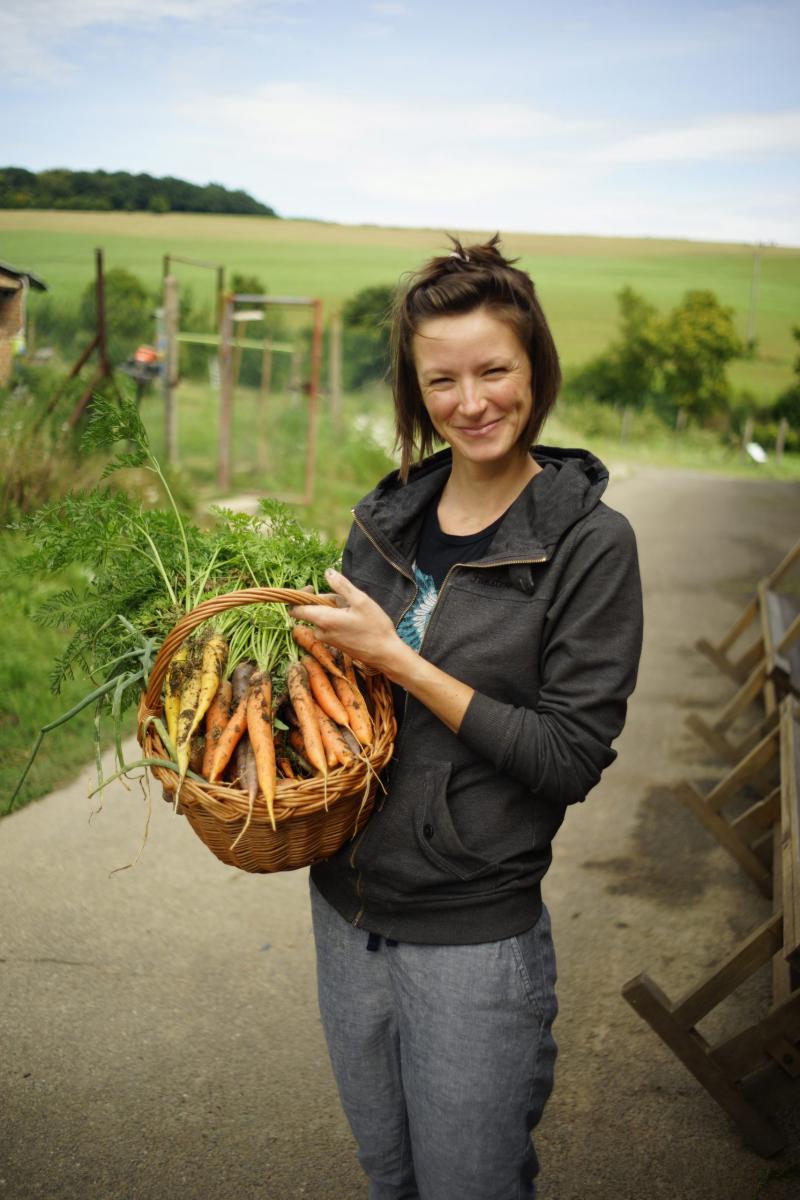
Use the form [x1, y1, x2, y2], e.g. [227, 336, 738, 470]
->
[0, 261, 48, 291]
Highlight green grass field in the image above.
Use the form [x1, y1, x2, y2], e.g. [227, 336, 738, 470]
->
[3, 210, 799, 401]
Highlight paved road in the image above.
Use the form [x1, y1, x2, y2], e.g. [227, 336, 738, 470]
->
[2, 466, 799, 1200]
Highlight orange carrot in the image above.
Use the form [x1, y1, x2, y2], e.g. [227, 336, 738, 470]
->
[286, 662, 327, 776]
[247, 671, 277, 829]
[302, 655, 349, 726]
[202, 677, 232, 778]
[292, 624, 345, 678]
[333, 673, 373, 747]
[208, 694, 249, 782]
[316, 705, 355, 767]
[288, 729, 306, 757]
[278, 757, 295, 779]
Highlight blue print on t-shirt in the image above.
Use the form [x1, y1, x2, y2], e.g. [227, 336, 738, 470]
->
[396, 565, 438, 652]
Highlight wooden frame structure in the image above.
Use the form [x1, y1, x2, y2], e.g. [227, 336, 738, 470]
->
[217, 292, 323, 501]
[624, 698, 800, 1157]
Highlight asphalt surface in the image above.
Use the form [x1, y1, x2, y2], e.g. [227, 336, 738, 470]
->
[2, 465, 800, 1200]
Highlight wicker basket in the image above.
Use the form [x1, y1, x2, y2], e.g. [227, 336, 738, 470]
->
[136, 587, 396, 873]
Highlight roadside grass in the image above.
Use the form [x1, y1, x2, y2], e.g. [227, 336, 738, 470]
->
[3, 209, 799, 401]
[0, 535, 113, 811]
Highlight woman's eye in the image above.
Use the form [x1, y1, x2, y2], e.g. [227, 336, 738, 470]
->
[485, 367, 506, 376]
[430, 377, 452, 386]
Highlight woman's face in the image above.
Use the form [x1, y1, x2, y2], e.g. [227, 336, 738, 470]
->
[412, 307, 533, 473]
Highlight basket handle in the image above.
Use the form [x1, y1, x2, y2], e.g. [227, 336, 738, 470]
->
[143, 587, 337, 711]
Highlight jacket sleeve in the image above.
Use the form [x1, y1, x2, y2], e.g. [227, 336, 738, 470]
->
[457, 510, 643, 806]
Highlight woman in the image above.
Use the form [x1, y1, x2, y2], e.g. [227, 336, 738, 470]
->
[290, 236, 643, 1199]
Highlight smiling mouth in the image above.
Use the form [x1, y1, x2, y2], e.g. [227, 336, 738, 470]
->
[458, 419, 501, 438]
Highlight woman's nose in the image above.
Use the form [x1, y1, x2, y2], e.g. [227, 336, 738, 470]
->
[458, 378, 486, 414]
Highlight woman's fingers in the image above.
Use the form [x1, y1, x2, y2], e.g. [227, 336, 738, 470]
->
[288, 571, 398, 669]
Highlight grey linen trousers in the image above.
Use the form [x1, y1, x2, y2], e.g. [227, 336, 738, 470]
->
[310, 880, 558, 1200]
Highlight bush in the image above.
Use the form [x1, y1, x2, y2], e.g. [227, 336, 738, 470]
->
[78, 267, 156, 365]
[341, 284, 394, 389]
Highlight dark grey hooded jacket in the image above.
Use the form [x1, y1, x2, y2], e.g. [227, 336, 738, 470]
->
[311, 445, 643, 944]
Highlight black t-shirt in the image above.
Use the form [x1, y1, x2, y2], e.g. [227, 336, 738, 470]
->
[392, 496, 506, 721]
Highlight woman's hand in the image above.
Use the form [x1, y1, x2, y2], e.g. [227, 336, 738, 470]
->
[291, 570, 475, 735]
[289, 569, 406, 678]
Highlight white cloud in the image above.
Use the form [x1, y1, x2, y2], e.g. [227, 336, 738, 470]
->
[168, 81, 799, 243]
[0, 0, 299, 80]
[178, 82, 601, 166]
[594, 111, 800, 164]
[367, 2, 409, 14]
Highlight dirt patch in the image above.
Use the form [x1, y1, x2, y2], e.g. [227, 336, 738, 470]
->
[581, 784, 729, 905]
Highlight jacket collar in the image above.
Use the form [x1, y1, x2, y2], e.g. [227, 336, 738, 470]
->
[353, 445, 610, 569]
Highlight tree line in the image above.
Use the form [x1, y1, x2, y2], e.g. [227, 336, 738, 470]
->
[0, 167, 277, 216]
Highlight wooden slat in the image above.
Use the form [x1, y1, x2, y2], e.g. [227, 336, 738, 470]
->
[711, 991, 800, 1080]
[671, 913, 782, 1029]
[676, 782, 773, 895]
[622, 973, 786, 1156]
[781, 699, 800, 965]
[704, 724, 780, 810]
[731, 787, 781, 843]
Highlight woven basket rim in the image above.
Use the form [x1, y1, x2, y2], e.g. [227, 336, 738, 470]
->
[135, 585, 396, 830]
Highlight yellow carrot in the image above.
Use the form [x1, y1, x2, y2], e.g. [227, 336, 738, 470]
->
[164, 642, 190, 748]
[175, 632, 228, 781]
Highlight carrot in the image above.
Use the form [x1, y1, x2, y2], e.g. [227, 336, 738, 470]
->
[163, 642, 190, 748]
[332, 673, 373, 747]
[292, 624, 345, 679]
[316, 705, 356, 767]
[286, 662, 327, 776]
[231, 661, 257, 702]
[247, 671, 277, 829]
[236, 736, 259, 804]
[202, 677, 232, 778]
[314, 702, 340, 768]
[207, 694, 249, 782]
[278, 757, 295, 779]
[302, 655, 350, 726]
[175, 632, 228, 781]
[189, 733, 205, 776]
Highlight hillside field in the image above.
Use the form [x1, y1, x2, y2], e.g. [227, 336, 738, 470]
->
[2, 210, 800, 400]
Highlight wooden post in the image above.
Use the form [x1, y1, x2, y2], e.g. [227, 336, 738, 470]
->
[742, 415, 754, 459]
[776, 417, 788, 465]
[95, 247, 110, 377]
[304, 299, 324, 506]
[675, 407, 687, 434]
[258, 338, 273, 471]
[218, 294, 234, 492]
[162, 274, 179, 466]
[329, 310, 342, 429]
[289, 349, 302, 405]
[620, 405, 630, 442]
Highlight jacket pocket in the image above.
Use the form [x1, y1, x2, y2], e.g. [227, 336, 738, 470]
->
[413, 759, 499, 884]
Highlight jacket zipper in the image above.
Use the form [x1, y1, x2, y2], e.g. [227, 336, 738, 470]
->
[346, 527, 547, 927]
[414, 555, 549, 664]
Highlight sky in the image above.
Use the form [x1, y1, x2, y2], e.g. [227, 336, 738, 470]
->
[2, 0, 799, 245]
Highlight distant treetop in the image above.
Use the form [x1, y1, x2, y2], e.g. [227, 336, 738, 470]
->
[0, 167, 278, 217]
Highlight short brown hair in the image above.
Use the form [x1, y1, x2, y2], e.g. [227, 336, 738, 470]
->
[390, 234, 561, 481]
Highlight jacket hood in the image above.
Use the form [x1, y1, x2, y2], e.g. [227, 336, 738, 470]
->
[353, 444, 610, 567]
